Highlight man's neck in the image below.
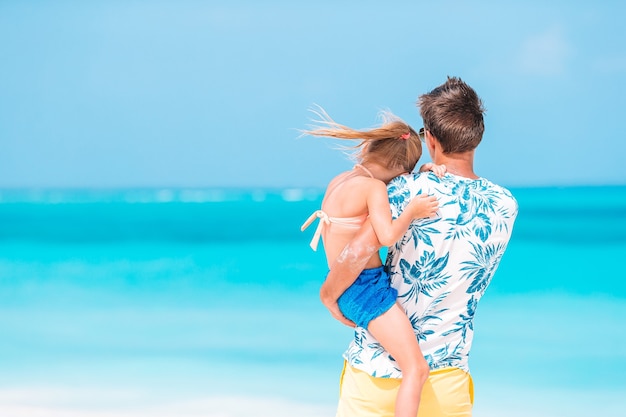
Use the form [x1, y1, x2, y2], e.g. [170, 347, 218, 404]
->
[433, 151, 478, 179]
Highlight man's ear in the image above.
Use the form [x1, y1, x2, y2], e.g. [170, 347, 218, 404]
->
[425, 130, 437, 153]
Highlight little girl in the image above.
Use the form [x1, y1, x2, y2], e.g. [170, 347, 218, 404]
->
[300, 108, 444, 417]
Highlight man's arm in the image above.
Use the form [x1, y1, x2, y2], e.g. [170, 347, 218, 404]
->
[320, 219, 382, 327]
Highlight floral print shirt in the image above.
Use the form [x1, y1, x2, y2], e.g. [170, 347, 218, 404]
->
[343, 172, 518, 377]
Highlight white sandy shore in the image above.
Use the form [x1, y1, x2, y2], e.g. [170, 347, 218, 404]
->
[1, 386, 625, 417]
[0, 389, 334, 417]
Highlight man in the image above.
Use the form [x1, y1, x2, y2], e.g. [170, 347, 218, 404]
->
[321, 76, 518, 417]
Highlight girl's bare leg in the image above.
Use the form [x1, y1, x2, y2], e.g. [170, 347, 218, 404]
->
[368, 303, 430, 417]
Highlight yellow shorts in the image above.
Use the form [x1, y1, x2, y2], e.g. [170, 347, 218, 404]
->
[336, 361, 474, 417]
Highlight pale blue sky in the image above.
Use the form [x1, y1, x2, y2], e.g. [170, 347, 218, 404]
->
[1, 0, 625, 189]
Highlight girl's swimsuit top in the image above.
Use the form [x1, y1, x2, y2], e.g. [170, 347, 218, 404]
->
[300, 164, 373, 251]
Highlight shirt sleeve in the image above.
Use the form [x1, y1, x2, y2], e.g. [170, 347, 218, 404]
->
[387, 172, 429, 219]
[387, 173, 421, 219]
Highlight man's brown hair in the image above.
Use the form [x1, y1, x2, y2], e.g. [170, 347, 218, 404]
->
[418, 76, 485, 154]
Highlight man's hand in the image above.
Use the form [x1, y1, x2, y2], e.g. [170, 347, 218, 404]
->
[320, 296, 355, 328]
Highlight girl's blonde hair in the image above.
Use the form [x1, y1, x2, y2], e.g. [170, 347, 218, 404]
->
[303, 106, 422, 172]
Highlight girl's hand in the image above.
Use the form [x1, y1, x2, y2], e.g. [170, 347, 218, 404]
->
[419, 163, 447, 178]
[406, 194, 439, 219]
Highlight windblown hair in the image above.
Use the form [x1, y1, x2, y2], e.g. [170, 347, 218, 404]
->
[303, 106, 422, 173]
[418, 76, 486, 154]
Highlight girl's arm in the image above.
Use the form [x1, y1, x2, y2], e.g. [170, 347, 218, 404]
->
[366, 181, 438, 247]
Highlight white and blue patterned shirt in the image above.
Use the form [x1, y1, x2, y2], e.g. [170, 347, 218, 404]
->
[343, 172, 518, 377]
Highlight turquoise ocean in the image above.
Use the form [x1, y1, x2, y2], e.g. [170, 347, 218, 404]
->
[1, 185, 625, 417]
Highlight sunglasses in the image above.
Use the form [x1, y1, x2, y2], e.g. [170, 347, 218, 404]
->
[418, 127, 426, 142]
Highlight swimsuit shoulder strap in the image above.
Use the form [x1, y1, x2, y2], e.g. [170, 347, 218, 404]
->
[354, 164, 374, 178]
